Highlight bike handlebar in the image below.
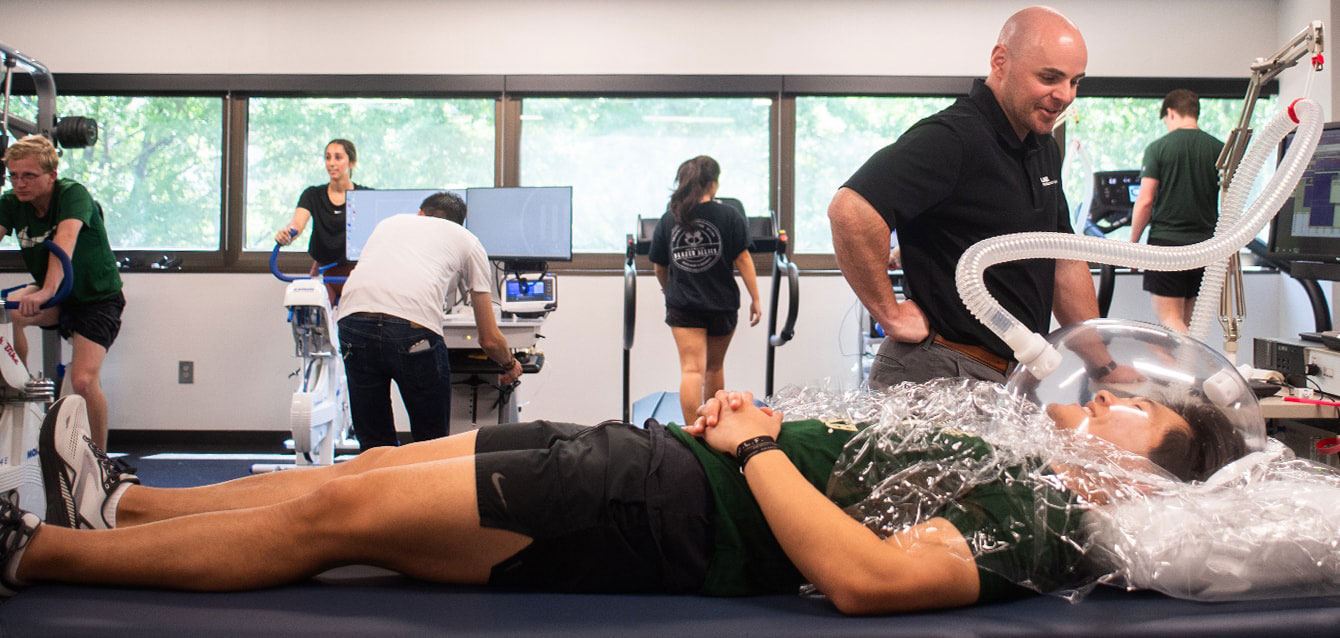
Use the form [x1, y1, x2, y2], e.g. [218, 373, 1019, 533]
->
[271, 229, 347, 283]
[2, 241, 74, 310]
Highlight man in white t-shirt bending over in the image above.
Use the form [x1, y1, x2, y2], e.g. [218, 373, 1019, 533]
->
[337, 192, 522, 451]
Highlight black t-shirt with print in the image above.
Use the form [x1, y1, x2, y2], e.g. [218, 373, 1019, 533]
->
[649, 200, 751, 313]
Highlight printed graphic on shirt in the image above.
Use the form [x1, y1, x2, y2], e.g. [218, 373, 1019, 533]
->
[670, 221, 723, 273]
[15, 226, 53, 249]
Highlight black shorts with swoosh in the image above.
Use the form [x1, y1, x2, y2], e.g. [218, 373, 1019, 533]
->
[474, 419, 712, 594]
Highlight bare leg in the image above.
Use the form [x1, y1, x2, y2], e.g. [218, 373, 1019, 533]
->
[18, 455, 531, 590]
[67, 333, 109, 450]
[703, 332, 734, 403]
[671, 326, 708, 425]
[6, 287, 57, 370]
[118, 430, 480, 526]
[1151, 294, 1190, 333]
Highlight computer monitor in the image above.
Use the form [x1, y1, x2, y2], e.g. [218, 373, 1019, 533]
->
[344, 186, 573, 263]
[1266, 121, 1340, 280]
[464, 186, 573, 263]
[345, 189, 465, 261]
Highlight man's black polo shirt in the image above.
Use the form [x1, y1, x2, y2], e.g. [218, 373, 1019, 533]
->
[844, 78, 1073, 359]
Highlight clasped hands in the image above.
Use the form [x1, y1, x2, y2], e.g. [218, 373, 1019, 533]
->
[681, 390, 783, 457]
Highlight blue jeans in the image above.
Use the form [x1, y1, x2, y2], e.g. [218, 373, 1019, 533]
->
[338, 313, 451, 451]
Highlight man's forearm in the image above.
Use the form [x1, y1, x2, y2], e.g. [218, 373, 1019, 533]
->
[482, 338, 514, 368]
[1130, 178, 1158, 243]
[1053, 259, 1099, 326]
[41, 252, 65, 294]
[830, 191, 901, 329]
[470, 292, 515, 367]
[43, 224, 80, 295]
[1129, 203, 1151, 242]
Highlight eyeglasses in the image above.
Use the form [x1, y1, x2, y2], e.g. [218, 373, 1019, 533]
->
[6, 172, 49, 183]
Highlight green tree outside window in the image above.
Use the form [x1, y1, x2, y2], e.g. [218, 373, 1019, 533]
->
[520, 97, 771, 254]
[246, 97, 494, 252]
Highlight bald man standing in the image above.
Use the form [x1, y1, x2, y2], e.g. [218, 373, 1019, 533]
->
[830, 6, 1102, 387]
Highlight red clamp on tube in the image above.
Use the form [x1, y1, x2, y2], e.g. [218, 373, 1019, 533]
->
[1288, 98, 1305, 123]
[1313, 53, 1325, 70]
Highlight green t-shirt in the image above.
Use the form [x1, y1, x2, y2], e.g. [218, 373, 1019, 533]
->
[0, 178, 122, 303]
[668, 419, 851, 596]
[1140, 128, 1225, 244]
[667, 421, 1088, 603]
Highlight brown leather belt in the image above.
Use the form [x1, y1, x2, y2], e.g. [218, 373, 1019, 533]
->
[932, 334, 1011, 375]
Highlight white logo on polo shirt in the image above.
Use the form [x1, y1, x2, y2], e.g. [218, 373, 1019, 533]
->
[1039, 175, 1059, 187]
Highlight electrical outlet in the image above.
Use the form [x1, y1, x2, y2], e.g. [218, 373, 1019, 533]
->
[178, 361, 194, 384]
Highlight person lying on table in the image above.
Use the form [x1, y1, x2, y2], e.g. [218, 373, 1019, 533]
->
[1, 378, 1241, 614]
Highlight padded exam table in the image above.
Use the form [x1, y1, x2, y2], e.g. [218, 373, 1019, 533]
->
[3, 570, 1339, 637]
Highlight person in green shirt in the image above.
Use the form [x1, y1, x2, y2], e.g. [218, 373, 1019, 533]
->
[1128, 90, 1225, 333]
[0, 377, 1242, 614]
[0, 134, 124, 449]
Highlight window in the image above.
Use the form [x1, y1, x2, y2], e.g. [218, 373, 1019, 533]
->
[1060, 96, 1279, 241]
[245, 97, 495, 252]
[519, 97, 771, 254]
[13, 95, 225, 250]
[793, 96, 955, 254]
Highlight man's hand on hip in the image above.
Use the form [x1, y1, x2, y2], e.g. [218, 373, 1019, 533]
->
[879, 299, 930, 343]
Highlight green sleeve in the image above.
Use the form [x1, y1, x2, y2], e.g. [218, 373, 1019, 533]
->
[1139, 141, 1162, 180]
[55, 181, 96, 226]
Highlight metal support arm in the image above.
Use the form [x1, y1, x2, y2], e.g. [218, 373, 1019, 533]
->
[0, 41, 57, 141]
[1214, 21, 1324, 356]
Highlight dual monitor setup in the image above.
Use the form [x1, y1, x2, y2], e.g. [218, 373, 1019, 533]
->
[345, 186, 572, 316]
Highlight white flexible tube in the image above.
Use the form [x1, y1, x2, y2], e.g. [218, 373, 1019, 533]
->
[1187, 99, 1319, 338]
[954, 99, 1324, 377]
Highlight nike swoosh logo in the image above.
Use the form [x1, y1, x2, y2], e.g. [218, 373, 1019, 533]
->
[490, 472, 507, 510]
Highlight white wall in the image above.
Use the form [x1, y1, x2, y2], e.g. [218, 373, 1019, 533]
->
[0, 0, 1331, 431]
[9, 0, 1281, 76]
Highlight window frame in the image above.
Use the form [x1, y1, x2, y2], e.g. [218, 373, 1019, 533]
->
[781, 76, 1275, 272]
[0, 73, 1273, 275]
[503, 76, 783, 271]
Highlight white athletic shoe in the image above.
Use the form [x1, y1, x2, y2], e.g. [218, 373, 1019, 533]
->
[39, 395, 138, 529]
[0, 490, 41, 596]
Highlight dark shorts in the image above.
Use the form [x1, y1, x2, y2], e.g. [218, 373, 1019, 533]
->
[40, 291, 125, 351]
[474, 419, 713, 594]
[1142, 267, 1205, 298]
[1142, 237, 1206, 298]
[665, 306, 737, 337]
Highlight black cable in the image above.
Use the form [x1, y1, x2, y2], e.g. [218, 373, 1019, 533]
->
[1302, 377, 1340, 401]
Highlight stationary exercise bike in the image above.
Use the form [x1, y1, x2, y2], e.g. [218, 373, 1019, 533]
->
[0, 241, 73, 514]
[254, 232, 355, 472]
